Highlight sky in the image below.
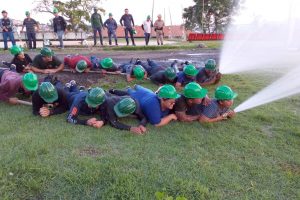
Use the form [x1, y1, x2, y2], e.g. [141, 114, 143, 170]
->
[1, 0, 195, 25]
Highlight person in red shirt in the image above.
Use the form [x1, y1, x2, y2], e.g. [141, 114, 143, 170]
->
[64, 55, 92, 73]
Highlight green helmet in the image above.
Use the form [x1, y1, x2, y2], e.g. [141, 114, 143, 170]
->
[147, 15, 151, 19]
[164, 67, 177, 80]
[109, 13, 113, 16]
[114, 97, 136, 117]
[40, 47, 54, 57]
[25, 11, 30, 16]
[183, 82, 207, 99]
[76, 60, 87, 73]
[215, 85, 238, 100]
[183, 64, 198, 76]
[10, 45, 23, 56]
[100, 58, 113, 69]
[158, 84, 180, 99]
[22, 73, 38, 91]
[39, 82, 58, 103]
[133, 65, 145, 80]
[205, 59, 217, 71]
[53, 8, 59, 13]
[131, 29, 137, 35]
[85, 87, 106, 108]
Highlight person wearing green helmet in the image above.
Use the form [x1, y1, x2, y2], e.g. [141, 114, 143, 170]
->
[64, 55, 92, 73]
[3, 45, 33, 73]
[66, 87, 107, 128]
[103, 96, 147, 134]
[22, 72, 38, 91]
[99, 57, 121, 73]
[21, 11, 39, 49]
[175, 64, 198, 89]
[142, 15, 153, 45]
[199, 85, 237, 123]
[109, 84, 179, 126]
[52, 8, 67, 48]
[150, 67, 178, 85]
[174, 82, 210, 122]
[103, 13, 118, 46]
[32, 82, 69, 117]
[196, 59, 222, 86]
[91, 7, 104, 46]
[0, 69, 32, 104]
[31, 47, 64, 74]
[118, 62, 147, 82]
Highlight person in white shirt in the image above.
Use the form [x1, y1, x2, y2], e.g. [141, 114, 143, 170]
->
[142, 15, 153, 46]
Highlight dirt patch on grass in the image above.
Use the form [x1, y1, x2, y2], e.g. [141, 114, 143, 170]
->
[78, 146, 102, 157]
[279, 162, 300, 175]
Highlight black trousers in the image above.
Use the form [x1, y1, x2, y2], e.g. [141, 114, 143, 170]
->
[26, 32, 36, 49]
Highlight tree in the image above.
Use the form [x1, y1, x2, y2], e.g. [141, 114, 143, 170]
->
[183, 0, 242, 33]
[33, 0, 105, 31]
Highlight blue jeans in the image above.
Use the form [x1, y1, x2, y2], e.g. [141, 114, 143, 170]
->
[56, 30, 64, 48]
[3, 31, 16, 49]
[108, 29, 117, 45]
[93, 27, 103, 45]
[26, 32, 36, 49]
[144, 33, 150, 45]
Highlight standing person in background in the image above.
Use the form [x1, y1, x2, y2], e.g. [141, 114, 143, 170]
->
[120, 8, 136, 46]
[104, 13, 118, 46]
[142, 15, 153, 46]
[154, 14, 165, 46]
[0, 10, 16, 50]
[52, 8, 67, 49]
[21, 11, 39, 50]
[91, 7, 104, 46]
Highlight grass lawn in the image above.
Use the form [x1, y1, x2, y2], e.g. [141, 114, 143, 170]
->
[0, 72, 299, 199]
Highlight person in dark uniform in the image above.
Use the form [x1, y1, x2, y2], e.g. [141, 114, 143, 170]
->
[2, 45, 33, 73]
[174, 82, 209, 122]
[104, 96, 147, 134]
[91, 7, 104, 46]
[103, 13, 118, 46]
[196, 59, 222, 86]
[32, 82, 69, 117]
[175, 64, 198, 89]
[66, 87, 107, 128]
[31, 47, 64, 74]
[150, 67, 177, 86]
[120, 8, 135, 46]
[21, 11, 39, 49]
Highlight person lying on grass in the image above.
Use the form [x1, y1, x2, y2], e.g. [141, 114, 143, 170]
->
[30, 47, 64, 74]
[0, 70, 37, 104]
[196, 59, 222, 86]
[66, 87, 107, 129]
[119, 63, 148, 82]
[174, 82, 210, 122]
[150, 67, 177, 86]
[90, 56, 121, 74]
[198, 85, 237, 123]
[103, 96, 147, 135]
[109, 84, 179, 127]
[2, 45, 33, 73]
[64, 55, 92, 73]
[175, 64, 198, 90]
[32, 81, 69, 117]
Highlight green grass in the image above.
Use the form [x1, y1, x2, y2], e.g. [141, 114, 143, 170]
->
[0, 73, 299, 199]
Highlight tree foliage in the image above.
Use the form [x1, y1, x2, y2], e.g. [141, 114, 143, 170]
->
[33, 0, 105, 31]
[183, 0, 242, 33]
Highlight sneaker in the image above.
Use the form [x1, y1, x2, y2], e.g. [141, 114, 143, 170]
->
[10, 64, 16, 71]
[79, 86, 85, 91]
[69, 80, 76, 86]
[65, 83, 71, 88]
